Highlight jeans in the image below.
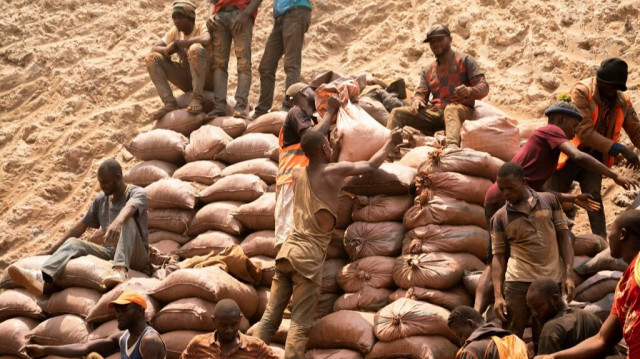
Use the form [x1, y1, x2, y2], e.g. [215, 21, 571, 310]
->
[211, 9, 253, 113]
[255, 7, 311, 115]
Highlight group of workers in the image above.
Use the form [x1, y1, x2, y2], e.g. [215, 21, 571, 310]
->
[4, 1, 640, 356]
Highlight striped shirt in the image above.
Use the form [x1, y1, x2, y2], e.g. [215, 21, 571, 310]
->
[181, 331, 277, 359]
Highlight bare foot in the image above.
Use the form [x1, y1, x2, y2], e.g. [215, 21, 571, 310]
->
[187, 98, 203, 114]
[152, 102, 179, 120]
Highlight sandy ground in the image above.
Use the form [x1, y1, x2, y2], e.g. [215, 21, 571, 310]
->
[1, 0, 639, 269]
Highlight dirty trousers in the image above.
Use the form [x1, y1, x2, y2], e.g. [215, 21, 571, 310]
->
[41, 218, 148, 281]
[386, 103, 474, 146]
[253, 258, 319, 359]
[274, 183, 294, 248]
[145, 43, 214, 105]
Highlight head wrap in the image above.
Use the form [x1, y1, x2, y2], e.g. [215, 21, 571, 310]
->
[173, 1, 196, 21]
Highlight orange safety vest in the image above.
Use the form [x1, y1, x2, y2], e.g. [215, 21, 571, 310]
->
[557, 77, 630, 170]
[276, 128, 309, 187]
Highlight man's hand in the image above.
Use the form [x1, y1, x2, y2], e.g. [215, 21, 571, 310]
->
[174, 39, 190, 49]
[327, 95, 341, 114]
[408, 239, 422, 254]
[390, 128, 403, 145]
[104, 220, 123, 246]
[621, 147, 640, 169]
[232, 10, 252, 34]
[564, 276, 576, 303]
[21, 344, 46, 358]
[411, 98, 425, 112]
[162, 42, 176, 58]
[574, 193, 601, 212]
[176, 48, 188, 68]
[494, 296, 508, 322]
[206, 16, 218, 33]
[454, 85, 471, 98]
[614, 174, 640, 190]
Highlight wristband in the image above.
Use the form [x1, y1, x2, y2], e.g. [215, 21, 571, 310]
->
[609, 143, 625, 157]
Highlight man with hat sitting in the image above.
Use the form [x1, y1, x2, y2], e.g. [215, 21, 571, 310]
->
[386, 24, 489, 149]
[146, 1, 214, 120]
[549, 57, 640, 238]
[21, 290, 166, 359]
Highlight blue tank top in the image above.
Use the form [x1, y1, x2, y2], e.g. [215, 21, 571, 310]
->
[273, 0, 311, 18]
[119, 326, 160, 359]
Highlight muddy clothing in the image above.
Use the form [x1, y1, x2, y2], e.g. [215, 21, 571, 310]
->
[254, 168, 335, 359]
[212, 0, 258, 20]
[456, 323, 525, 359]
[537, 308, 603, 355]
[254, 6, 311, 115]
[163, 22, 213, 56]
[281, 107, 317, 148]
[181, 331, 276, 359]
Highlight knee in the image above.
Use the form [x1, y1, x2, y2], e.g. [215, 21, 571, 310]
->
[187, 44, 206, 60]
[236, 57, 251, 73]
[443, 104, 462, 117]
[145, 52, 165, 67]
[61, 237, 84, 248]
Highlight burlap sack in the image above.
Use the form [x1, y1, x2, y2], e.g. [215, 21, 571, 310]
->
[344, 222, 404, 260]
[343, 163, 415, 196]
[176, 91, 216, 113]
[327, 230, 348, 260]
[215, 133, 279, 164]
[161, 330, 207, 359]
[148, 209, 195, 235]
[337, 256, 395, 292]
[574, 234, 608, 257]
[415, 172, 492, 206]
[390, 285, 472, 311]
[336, 102, 390, 162]
[575, 270, 622, 303]
[305, 349, 363, 359]
[374, 298, 455, 342]
[403, 196, 487, 230]
[439, 252, 484, 272]
[86, 277, 161, 323]
[150, 266, 258, 318]
[0, 317, 39, 356]
[124, 160, 178, 187]
[1, 256, 50, 290]
[233, 193, 276, 231]
[44, 287, 101, 318]
[173, 230, 240, 259]
[152, 239, 181, 254]
[417, 147, 504, 181]
[336, 195, 355, 230]
[183, 125, 232, 162]
[126, 129, 188, 164]
[584, 293, 614, 322]
[461, 115, 520, 162]
[244, 111, 287, 136]
[352, 195, 413, 223]
[149, 230, 190, 245]
[172, 160, 226, 185]
[0, 289, 45, 321]
[358, 96, 389, 127]
[152, 297, 249, 333]
[247, 319, 290, 345]
[403, 224, 489, 260]
[398, 146, 438, 169]
[55, 255, 148, 292]
[307, 310, 376, 354]
[154, 109, 204, 136]
[146, 178, 197, 210]
[322, 259, 347, 294]
[366, 335, 458, 359]
[241, 230, 278, 257]
[315, 293, 341, 319]
[393, 253, 464, 290]
[462, 271, 483, 297]
[88, 320, 118, 340]
[221, 158, 278, 185]
[26, 314, 89, 345]
[250, 256, 276, 287]
[197, 174, 267, 203]
[206, 116, 250, 138]
[333, 286, 391, 312]
[187, 201, 245, 236]
[574, 248, 627, 276]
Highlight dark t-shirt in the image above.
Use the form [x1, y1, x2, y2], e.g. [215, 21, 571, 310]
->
[82, 185, 148, 246]
[485, 124, 569, 206]
[281, 106, 317, 148]
[537, 308, 603, 355]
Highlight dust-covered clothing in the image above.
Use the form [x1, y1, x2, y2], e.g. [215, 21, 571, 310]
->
[212, 0, 258, 20]
[537, 308, 603, 355]
[491, 189, 568, 283]
[181, 331, 277, 359]
[281, 107, 317, 148]
[611, 253, 640, 358]
[162, 22, 212, 57]
[456, 323, 527, 359]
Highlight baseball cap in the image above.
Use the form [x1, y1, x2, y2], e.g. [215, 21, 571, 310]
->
[108, 290, 147, 309]
[285, 82, 310, 102]
[423, 24, 451, 43]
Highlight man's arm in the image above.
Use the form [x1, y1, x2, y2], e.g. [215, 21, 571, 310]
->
[620, 105, 640, 169]
[174, 32, 212, 50]
[455, 74, 489, 100]
[412, 69, 430, 109]
[151, 39, 173, 58]
[232, 0, 263, 34]
[309, 96, 340, 136]
[104, 201, 139, 245]
[535, 314, 622, 359]
[46, 221, 89, 254]
[557, 228, 575, 302]
[22, 335, 118, 358]
[492, 251, 508, 322]
[140, 332, 166, 359]
[327, 129, 403, 177]
[571, 85, 616, 155]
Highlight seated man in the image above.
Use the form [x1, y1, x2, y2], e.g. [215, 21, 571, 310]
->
[448, 305, 527, 358]
[8, 159, 149, 295]
[387, 24, 489, 149]
[181, 299, 277, 358]
[22, 290, 166, 358]
[146, 0, 214, 120]
[527, 278, 608, 355]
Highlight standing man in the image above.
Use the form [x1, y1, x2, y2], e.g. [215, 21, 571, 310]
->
[275, 83, 340, 248]
[205, 0, 263, 119]
[549, 58, 640, 237]
[181, 299, 277, 358]
[8, 159, 149, 295]
[253, 129, 403, 358]
[534, 210, 640, 359]
[491, 162, 575, 338]
[21, 290, 166, 359]
[251, 0, 312, 119]
[146, 1, 214, 120]
[387, 24, 489, 149]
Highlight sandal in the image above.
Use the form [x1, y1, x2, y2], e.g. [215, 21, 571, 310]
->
[152, 102, 179, 120]
[187, 98, 203, 114]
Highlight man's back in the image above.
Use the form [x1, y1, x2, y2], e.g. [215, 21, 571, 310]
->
[537, 308, 603, 355]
